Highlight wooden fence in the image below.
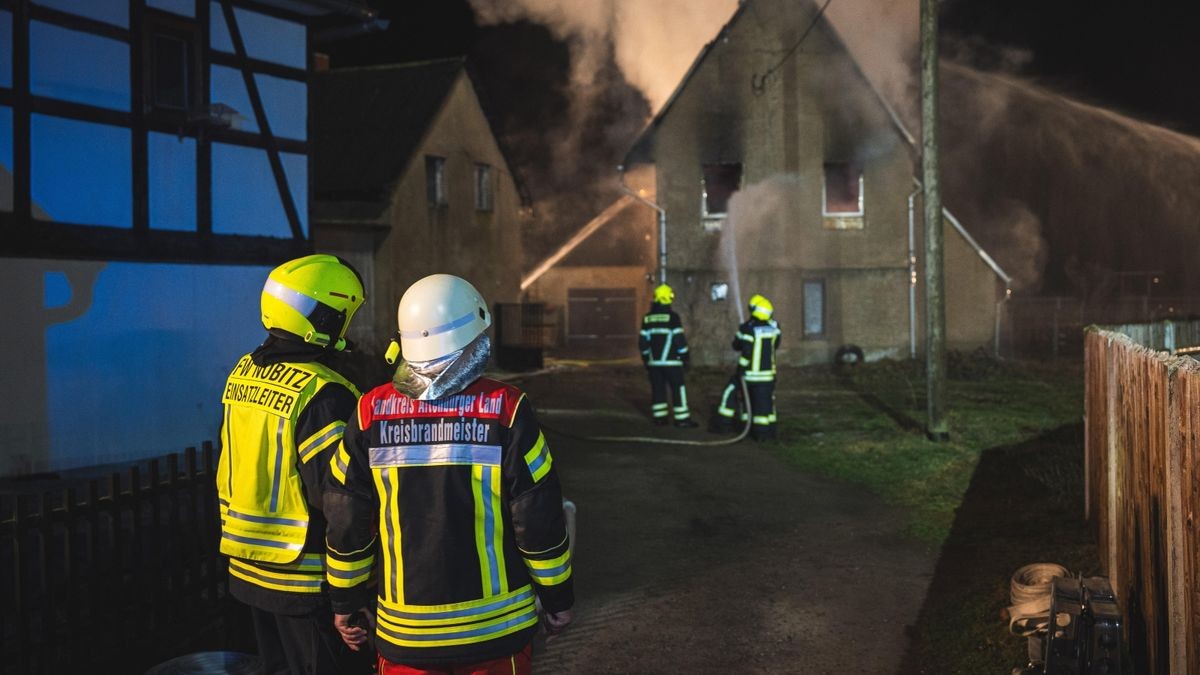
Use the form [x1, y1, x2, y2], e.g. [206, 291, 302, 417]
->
[1085, 328, 1200, 674]
[0, 443, 246, 674]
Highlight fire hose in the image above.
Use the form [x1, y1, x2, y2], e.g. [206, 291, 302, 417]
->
[536, 377, 754, 446]
[1008, 562, 1070, 636]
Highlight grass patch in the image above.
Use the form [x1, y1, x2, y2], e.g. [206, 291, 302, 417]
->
[697, 355, 1098, 673]
[768, 357, 1083, 543]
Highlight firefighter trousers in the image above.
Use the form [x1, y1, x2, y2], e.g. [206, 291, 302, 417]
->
[714, 376, 776, 439]
[647, 366, 691, 422]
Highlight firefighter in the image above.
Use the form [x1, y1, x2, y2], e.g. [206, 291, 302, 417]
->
[639, 284, 699, 427]
[713, 294, 782, 441]
[325, 274, 574, 675]
[215, 254, 370, 675]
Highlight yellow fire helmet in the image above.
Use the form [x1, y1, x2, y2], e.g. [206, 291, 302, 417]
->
[749, 293, 774, 321]
[260, 254, 364, 351]
[654, 284, 675, 305]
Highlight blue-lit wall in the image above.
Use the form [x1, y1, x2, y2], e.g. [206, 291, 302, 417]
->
[0, 1, 316, 474]
[1, 259, 272, 474]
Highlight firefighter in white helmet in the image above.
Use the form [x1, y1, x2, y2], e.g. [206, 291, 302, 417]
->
[216, 254, 372, 674]
[713, 294, 782, 440]
[325, 274, 574, 674]
[638, 283, 699, 427]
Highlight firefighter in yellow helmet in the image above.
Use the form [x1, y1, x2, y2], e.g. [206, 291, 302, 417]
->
[638, 283, 699, 427]
[216, 254, 373, 674]
[324, 274, 574, 674]
[713, 293, 782, 440]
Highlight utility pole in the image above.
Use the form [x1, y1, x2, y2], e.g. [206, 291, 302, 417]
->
[921, 0, 949, 441]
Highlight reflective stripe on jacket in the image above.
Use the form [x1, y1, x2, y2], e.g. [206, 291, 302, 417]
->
[639, 304, 689, 367]
[733, 318, 782, 382]
[217, 353, 360, 571]
[326, 377, 574, 666]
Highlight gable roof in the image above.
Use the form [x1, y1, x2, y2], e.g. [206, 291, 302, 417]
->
[312, 58, 465, 202]
[625, 0, 912, 166]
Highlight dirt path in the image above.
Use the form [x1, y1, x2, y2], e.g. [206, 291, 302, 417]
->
[516, 367, 936, 674]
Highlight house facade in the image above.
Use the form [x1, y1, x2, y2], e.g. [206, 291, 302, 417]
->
[625, 0, 1009, 366]
[311, 59, 524, 352]
[0, 0, 376, 475]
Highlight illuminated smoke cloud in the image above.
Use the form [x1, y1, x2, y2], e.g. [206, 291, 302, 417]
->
[467, 0, 739, 114]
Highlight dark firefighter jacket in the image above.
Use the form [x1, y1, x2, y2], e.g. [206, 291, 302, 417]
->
[325, 377, 574, 666]
[734, 318, 782, 382]
[216, 337, 361, 615]
[639, 303, 689, 367]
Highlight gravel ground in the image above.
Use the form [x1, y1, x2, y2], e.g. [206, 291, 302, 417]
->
[514, 366, 936, 674]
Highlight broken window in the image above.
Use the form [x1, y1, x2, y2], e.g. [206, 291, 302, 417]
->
[474, 163, 493, 212]
[426, 155, 447, 207]
[823, 162, 863, 216]
[803, 279, 825, 338]
[702, 162, 741, 218]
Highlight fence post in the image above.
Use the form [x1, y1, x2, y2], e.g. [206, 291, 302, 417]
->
[1166, 364, 1189, 674]
[1105, 337, 1120, 590]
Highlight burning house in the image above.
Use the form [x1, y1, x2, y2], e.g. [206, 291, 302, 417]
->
[311, 58, 525, 351]
[624, 0, 1010, 365]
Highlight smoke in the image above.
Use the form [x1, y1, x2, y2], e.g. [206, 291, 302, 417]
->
[467, 0, 739, 114]
[823, 0, 919, 123]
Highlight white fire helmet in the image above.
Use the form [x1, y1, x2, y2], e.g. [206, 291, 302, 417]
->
[392, 274, 492, 363]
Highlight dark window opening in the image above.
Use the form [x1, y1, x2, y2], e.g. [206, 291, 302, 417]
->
[145, 14, 201, 115]
[702, 162, 741, 217]
[474, 163, 493, 212]
[152, 34, 189, 109]
[803, 279, 825, 338]
[426, 156, 447, 206]
[823, 162, 863, 215]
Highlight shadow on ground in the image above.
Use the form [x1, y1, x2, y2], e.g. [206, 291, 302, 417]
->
[896, 423, 1100, 675]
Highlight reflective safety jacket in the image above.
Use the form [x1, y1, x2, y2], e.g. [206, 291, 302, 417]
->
[216, 344, 359, 614]
[733, 318, 782, 382]
[325, 377, 574, 666]
[639, 303, 689, 367]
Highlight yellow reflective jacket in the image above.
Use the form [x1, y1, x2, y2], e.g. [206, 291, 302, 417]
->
[217, 352, 359, 602]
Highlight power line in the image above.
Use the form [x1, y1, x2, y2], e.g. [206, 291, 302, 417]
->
[751, 0, 835, 94]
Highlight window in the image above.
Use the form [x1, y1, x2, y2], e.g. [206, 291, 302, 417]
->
[474, 163, 493, 212]
[701, 163, 741, 218]
[426, 156, 447, 207]
[803, 279, 825, 338]
[823, 162, 863, 216]
[149, 32, 193, 110]
[145, 11, 203, 115]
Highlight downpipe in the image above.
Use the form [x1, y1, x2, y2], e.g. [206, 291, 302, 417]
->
[908, 179, 921, 359]
[618, 165, 667, 284]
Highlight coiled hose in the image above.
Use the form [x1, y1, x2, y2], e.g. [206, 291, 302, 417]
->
[537, 377, 754, 446]
[1008, 562, 1069, 636]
